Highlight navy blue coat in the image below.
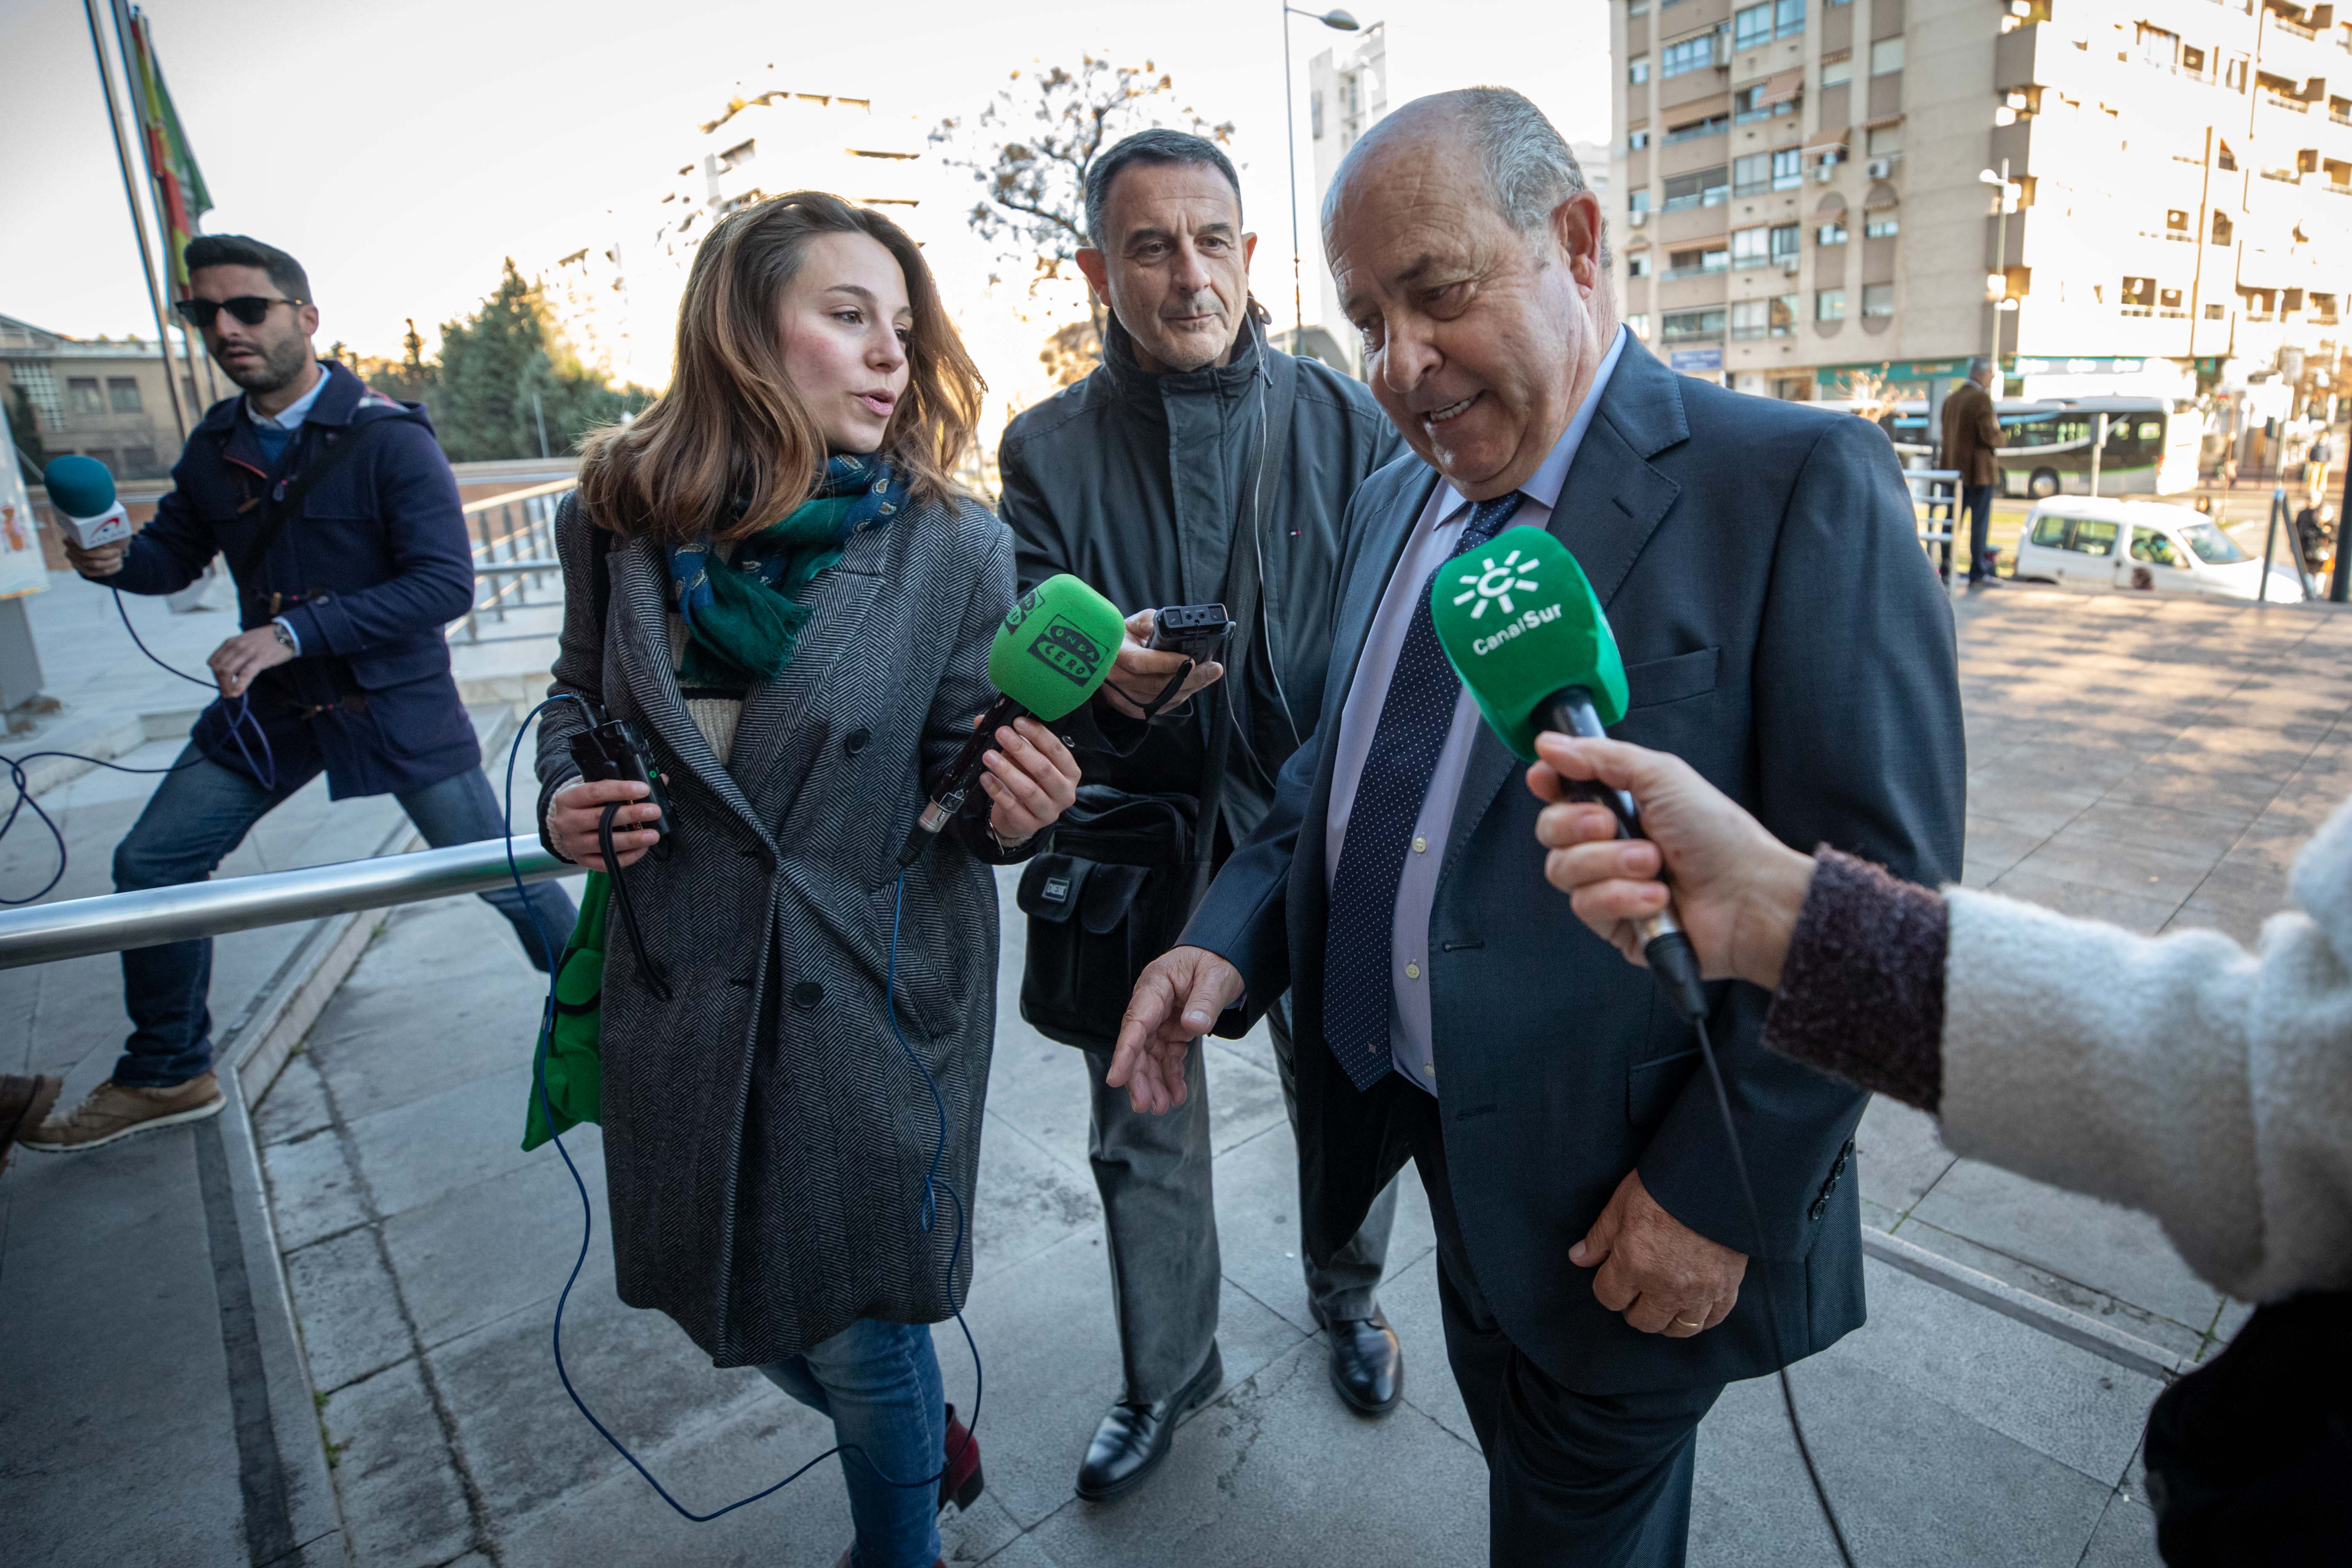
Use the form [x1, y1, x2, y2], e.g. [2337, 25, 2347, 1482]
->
[112, 360, 481, 798]
[1184, 338, 1967, 1395]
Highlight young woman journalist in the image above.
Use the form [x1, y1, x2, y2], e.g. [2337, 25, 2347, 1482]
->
[535, 193, 1079, 1568]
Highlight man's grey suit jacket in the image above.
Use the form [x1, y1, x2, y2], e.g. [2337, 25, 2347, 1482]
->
[1181, 337, 1967, 1394]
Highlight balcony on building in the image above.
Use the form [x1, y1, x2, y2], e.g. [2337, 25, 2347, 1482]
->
[1661, 305, 1728, 344]
[1664, 244, 1732, 279]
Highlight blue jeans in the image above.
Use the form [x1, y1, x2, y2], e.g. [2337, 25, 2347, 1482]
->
[1963, 483, 1996, 581]
[760, 1318, 944, 1568]
[111, 747, 578, 1088]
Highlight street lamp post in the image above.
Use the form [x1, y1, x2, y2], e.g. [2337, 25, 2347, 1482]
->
[1282, 6, 1361, 356]
[1977, 160, 2018, 376]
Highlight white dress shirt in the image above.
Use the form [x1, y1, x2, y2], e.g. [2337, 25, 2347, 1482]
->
[247, 360, 333, 430]
[1322, 324, 1628, 1097]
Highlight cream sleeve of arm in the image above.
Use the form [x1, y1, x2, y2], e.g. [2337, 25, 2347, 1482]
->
[1939, 802, 2352, 1302]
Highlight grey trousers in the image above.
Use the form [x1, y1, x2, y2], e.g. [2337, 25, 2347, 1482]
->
[1084, 1003, 1399, 1404]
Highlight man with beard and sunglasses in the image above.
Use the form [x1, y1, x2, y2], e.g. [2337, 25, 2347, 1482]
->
[995, 129, 1409, 1502]
[26, 234, 574, 1155]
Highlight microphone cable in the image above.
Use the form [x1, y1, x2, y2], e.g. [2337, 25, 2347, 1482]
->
[0, 588, 277, 906]
[499, 700, 982, 1522]
[1570, 759, 1857, 1563]
[1676, 986, 1860, 1568]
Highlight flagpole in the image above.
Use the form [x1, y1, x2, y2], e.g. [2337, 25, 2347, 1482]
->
[113, 1, 209, 424]
[81, 0, 187, 445]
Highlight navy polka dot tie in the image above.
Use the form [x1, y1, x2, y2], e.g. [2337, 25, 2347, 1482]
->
[1322, 491, 1525, 1090]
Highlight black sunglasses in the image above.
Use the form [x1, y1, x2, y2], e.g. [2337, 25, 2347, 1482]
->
[174, 295, 308, 328]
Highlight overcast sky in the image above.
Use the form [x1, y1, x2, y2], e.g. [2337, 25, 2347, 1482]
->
[1, 0, 1609, 401]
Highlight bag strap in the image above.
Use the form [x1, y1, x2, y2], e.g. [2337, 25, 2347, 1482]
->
[235, 416, 387, 583]
[1190, 342, 1297, 906]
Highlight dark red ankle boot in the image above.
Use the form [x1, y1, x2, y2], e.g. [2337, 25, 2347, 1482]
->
[939, 1403, 984, 1513]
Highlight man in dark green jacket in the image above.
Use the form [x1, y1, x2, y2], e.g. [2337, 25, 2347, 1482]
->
[996, 129, 1406, 1501]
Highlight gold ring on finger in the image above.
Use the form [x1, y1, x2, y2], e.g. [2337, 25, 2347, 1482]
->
[1673, 1315, 1702, 1329]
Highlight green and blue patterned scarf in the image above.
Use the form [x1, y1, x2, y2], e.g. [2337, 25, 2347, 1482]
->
[663, 454, 907, 691]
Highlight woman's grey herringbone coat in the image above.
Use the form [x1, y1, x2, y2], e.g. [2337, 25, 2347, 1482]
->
[535, 492, 1026, 1367]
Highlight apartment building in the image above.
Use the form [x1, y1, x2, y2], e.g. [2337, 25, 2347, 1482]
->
[1610, 0, 2348, 401]
[1, 314, 214, 480]
[1307, 23, 1393, 371]
[538, 77, 928, 389]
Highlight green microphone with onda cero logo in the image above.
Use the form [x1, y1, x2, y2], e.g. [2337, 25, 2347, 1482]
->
[1427, 524, 1707, 1022]
[896, 573, 1127, 867]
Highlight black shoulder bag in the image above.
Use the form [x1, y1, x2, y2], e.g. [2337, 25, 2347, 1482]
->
[1014, 352, 1297, 1051]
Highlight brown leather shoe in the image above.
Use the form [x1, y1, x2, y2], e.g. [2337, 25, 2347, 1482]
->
[19, 1073, 225, 1152]
[0, 1075, 62, 1173]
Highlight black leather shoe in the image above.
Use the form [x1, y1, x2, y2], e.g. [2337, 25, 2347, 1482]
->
[1324, 1314, 1403, 1416]
[1074, 1343, 1224, 1502]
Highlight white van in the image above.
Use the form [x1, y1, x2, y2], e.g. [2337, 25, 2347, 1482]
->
[2011, 497, 2307, 602]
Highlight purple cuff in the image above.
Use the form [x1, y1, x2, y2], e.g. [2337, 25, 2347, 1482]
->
[1759, 848, 1948, 1112]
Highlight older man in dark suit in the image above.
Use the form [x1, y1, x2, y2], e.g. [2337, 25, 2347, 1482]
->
[1109, 90, 1965, 1565]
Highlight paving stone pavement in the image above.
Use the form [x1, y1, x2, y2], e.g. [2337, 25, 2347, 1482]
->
[267, 869, 2181, 1568]
[1858, 582, 2352, 1370]
[0, 569, 549, 1568]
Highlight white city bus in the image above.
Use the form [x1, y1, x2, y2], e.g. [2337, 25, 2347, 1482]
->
[1885, 396, 2201, 497]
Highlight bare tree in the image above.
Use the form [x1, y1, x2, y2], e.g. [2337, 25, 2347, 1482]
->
[1038, 319, 1104, 388]
[932, 53, 1235, 300]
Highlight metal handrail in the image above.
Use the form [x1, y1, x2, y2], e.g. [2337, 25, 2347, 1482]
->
[456, 478, 579, 643]
[1906, 468, 1963, 550]
[0, 837, 572, 970]
[460, 477, 577, 517]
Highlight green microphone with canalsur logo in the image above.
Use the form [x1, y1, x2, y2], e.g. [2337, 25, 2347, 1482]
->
[1428, 524, 1707, 1020]
[897, 572, 1126, 867]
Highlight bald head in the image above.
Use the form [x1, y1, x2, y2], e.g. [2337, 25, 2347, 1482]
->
[1320, 89, 1618, 502]
[1325, 89, 1607, 265]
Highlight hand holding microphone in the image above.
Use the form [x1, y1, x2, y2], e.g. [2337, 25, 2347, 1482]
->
[973, 715, 1080, 843]
[1427, 526, 1709, 1022]
[45, 455, 132, 579]
[1528, 734, 1816, 993]
[62, 537, 128, 579]
[897, 573, 1123, 867]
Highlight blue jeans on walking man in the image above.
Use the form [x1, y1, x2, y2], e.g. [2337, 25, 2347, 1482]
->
[111, 747, 577, 1088]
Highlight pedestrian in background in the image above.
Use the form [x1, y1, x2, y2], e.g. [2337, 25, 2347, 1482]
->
[2294, 501, 2332, 582]
[30, 234, 575, 1154]
[996, 129, 1411, 1503]
[1940, 356, 2004, 586]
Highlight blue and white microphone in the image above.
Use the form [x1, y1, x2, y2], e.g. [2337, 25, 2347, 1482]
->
[42, 456, 132, 550]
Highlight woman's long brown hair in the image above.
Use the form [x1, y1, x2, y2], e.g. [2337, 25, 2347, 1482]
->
[576, 191, 985, 543]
